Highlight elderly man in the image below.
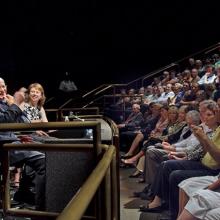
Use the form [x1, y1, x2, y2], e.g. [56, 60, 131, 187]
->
[117, 103, 144, 151]
[0, 77, 45, 211]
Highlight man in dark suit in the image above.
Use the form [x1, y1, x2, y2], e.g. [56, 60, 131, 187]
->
[117, 103, 144, 151]
[0, 77, 45, 211]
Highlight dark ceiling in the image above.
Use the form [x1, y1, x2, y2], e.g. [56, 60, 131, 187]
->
[0, 1, 219, 95]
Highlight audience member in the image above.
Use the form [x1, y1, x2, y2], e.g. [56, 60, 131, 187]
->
[0, 77, 45, 211]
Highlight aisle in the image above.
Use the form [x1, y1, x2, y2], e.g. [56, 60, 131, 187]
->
[120, 167, 145, 220]
[119, 167, 169, 220]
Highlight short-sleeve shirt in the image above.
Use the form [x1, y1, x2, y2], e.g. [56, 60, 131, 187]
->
[202, 126, 220, 169]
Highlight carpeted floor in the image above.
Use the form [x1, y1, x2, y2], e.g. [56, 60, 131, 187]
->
[120, 166, 170, 220]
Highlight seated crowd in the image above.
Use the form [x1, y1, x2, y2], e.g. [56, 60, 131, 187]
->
[107, 54, 220, 220]
[1, 53, 220, 219]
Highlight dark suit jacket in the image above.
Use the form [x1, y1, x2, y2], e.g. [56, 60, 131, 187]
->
[124, 112, 144, 130]
[0, 101, 44, 165]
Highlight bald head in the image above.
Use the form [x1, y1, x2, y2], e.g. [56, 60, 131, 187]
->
[0, 77, 5, 84]
[0, 77, 7, 100]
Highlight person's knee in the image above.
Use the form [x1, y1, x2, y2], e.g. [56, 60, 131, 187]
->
[147, 147, 158, 160]
[205, 208, 220, 219]
[34, 158, 45, 175]
[169, 170, 183, 186]
[163, 160, 179, 172]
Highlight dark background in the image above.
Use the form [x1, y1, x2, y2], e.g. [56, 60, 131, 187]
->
[0, 1, 219, 97]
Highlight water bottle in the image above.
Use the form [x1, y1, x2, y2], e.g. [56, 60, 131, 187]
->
[64, 116, 69, 122]
[86, 129, 93, 139]
[69, 111, 74, 120]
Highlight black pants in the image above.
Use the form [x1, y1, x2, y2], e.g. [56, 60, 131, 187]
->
[151, 160, 220, 220]
[15, 157, 45, 211]
[119, 131, 138, 151]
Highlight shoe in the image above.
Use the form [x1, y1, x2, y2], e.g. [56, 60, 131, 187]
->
[121, 154, 133, 159]
[129, 170, 143, 178]
[133, 191, 143, 197]
[121, 159, 136, 165]
[120, 159, 136, 168]
[139, 204, 161, 212]
[137, 178, 145, 183]
[120, 162, 135, 168]
[139, 203, 167, 212]
[133, 184, 151, 197]
[13, 190, 35, 205]
[140, 190, 154, 200]
[159, 217, 171, 220]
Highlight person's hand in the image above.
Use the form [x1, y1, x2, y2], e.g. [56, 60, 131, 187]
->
[18, 135, 33, 143]
[168, 151, 186, 160]
[168, 152, 174, 159]
[5, 94, 15, 106]
[207, 179, 220, 191]
[117, 124, 125, 128]
[171, 155, 185, 160]
[149, 132, 156, 138]
[14, 91, 25, 106]
[214, 107, 220, 124]
[36, 130, 49, 136]
[191, 125, 204, 139]
[162, 141, 171, 150]
[191, 100, 198, 105]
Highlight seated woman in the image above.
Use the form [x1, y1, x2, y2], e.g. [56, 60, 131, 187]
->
[139, 101, 220, 220]
[21, 83, 48, 136]
[122, 105, 186, 166]
[11, 83, 48, 188]
[136, 110, 201, 193]
[121, 103, 168, 159]
[177, 174, 220, 220]
[23, 83, 47, 122]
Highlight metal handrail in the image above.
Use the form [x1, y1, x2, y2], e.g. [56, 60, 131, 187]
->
[82, 84, 108, 98]
[45, 97, 55, 105]
[0, 120, 119, 220]
[95, 85, 113, 95]
[58, 98, 73, 110]
[77, 42, 220, 109]
[141, 63, 177, 83]
[82, 96, 104, 108]
[128, 63, 177, 87]
[57, 145, 116, 220]
[175, 42, 220, 63]
[2, 144, 116, 219]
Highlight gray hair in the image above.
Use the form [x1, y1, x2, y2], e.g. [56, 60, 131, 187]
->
[186, 110, 201, 125]
[199, 100, 216, 108]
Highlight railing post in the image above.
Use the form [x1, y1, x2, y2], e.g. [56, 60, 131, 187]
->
[0, 141, 11, 218]
[111, 150, 119, 220]
[104, 166, 111, 220]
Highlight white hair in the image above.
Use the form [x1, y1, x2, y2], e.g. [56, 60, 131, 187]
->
[0, 77, 5, 84]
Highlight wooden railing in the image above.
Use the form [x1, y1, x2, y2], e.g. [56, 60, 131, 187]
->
[0, 120, 119, 220]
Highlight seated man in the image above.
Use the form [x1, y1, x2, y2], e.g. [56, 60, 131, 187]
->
[0, 77, 45, 211]
[117, 103, 144, 150]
